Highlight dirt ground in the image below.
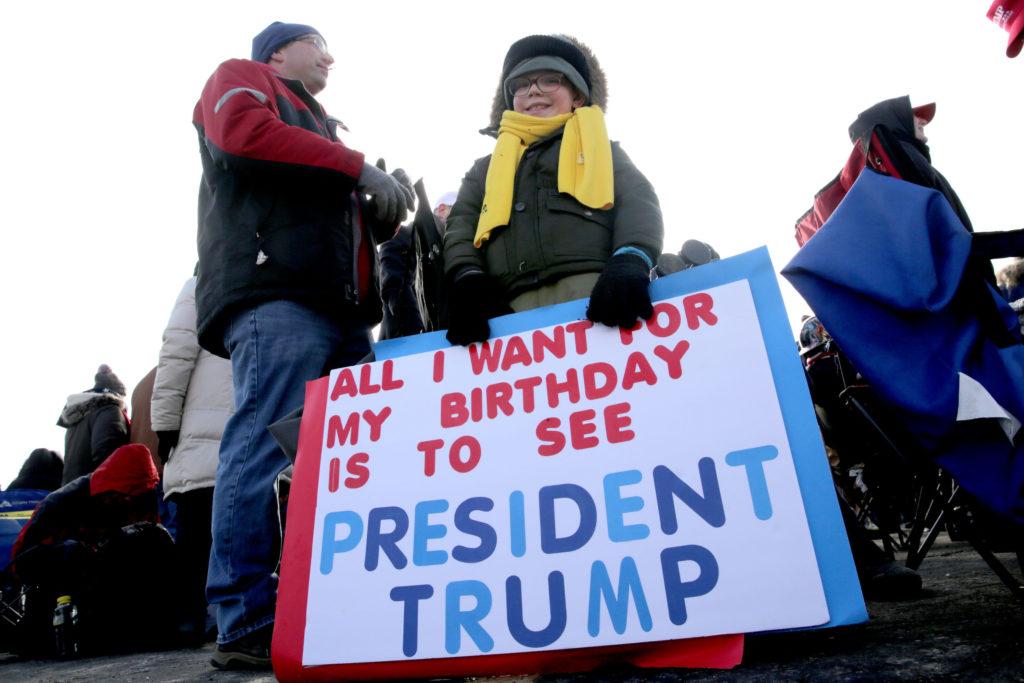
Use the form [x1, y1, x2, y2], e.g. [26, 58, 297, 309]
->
[1, 534, 1021, 682]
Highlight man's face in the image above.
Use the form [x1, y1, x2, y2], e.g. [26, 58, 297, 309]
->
[433, 203, 452, 223]
[913, 115, 929, 143]
[510, 70, 585, 118]
[271, 34, 334, 95]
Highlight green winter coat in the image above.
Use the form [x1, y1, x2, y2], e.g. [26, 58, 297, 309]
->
[443, 130, 663, 300]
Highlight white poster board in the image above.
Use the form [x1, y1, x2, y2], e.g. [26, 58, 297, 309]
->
[300, 277, 829, 665]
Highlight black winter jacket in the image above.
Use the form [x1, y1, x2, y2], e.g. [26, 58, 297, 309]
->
[57, 393, 128, 486]
[193, 60, 393, 357]
[444, 131, 662, 298]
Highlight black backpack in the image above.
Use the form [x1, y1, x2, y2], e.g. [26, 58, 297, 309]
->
[411, 179, 448, 331]
[5, 522, 177, 657]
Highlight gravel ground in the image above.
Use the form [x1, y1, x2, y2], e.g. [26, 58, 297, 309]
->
[1, 535, 1021, 682]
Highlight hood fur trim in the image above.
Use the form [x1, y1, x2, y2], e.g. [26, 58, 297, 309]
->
[998, 259, 1024, 290]
[486, 34, 608, 132]
[58, 391, 124, 428]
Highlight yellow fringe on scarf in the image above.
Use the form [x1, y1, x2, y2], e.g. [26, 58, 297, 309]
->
[475, 106, 613, 247]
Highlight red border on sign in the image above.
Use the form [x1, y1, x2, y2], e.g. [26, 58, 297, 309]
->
[272, 376, 743, 681]
[274, 376, 330, 680]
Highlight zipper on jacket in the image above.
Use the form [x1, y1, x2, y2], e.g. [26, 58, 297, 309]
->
[255, 231, 268, 265]
[513, 148, 534, 275]
[534, 153, 545, 272]
[532, 135, 564, 270]
[349, 195, 362, 304]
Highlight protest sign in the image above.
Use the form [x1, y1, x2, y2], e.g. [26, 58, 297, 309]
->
[274, 247, 865, 681]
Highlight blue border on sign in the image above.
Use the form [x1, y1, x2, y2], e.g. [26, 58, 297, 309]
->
[375, 246, 867, 629]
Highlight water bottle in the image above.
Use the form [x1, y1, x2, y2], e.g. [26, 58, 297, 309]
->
[52, 594, 79, 658]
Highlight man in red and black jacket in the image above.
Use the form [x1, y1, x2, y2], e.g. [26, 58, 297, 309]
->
[192, 21, 413, 671]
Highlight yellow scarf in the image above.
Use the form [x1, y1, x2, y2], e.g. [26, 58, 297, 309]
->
[474, 105, 614, 247]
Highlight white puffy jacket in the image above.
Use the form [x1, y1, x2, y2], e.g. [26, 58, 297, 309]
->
[151, 277, 234, 497]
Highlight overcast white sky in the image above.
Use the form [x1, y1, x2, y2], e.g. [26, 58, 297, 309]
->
[2, 1, 1020, 485]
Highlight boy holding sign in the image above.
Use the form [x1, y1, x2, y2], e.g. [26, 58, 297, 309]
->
[443, 34, 664, 344]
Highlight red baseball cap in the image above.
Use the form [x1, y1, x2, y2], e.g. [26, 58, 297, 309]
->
[988, 1, 1024, 58]
[912, 102, 936, 124]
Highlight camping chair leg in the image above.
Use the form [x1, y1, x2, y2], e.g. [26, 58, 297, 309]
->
[966, 535, 1024, 601]
[842, 393, 920, 551]
[844, 394, 911, 466]
[855, 492, 874, 527]
[905, 483, 958, 570]
[0, 586, 27, 628]
[904, 484, 938, 558]
[906, 505, 949, 571]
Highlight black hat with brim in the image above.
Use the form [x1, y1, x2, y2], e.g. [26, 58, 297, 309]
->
[502, 35, 591, 99]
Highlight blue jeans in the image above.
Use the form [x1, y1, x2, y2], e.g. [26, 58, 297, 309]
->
[207, 300, 372, 644]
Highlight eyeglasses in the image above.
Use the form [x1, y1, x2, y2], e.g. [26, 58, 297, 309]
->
[508, 73, 568, 98]
[297, 35, 329, 54]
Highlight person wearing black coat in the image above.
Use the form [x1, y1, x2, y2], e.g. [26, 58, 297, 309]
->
[848, 97, 973, 231]
[9, 444, 176, 657]
[849, 97, 1024, 267]
[8, 449, 63, 491]
[443, 34, 663, 345]
[57, 365, 129, 485]
[849, 96, 1024, 345]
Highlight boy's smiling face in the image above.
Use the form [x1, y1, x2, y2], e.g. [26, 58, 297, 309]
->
[512, 70, 585, 117]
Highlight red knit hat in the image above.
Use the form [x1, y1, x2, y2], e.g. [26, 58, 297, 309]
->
[988, 1, 1024, 58]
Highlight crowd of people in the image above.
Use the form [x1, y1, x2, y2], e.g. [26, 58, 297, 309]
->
[2, 4, 1023, 675]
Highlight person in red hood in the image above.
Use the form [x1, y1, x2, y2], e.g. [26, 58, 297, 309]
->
[12, 443, 159, 558]
[9, 444, 176, 657]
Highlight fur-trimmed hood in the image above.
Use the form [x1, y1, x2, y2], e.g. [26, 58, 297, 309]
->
[485, 34, 608, 133]
[998, 258, 1024, 303]
[999, 258, 1024, 290]
[57, 391, 125, 428]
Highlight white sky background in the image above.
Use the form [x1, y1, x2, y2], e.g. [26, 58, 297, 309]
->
[1, 0, 1020, 485]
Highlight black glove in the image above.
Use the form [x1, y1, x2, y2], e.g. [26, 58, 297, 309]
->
[655, 253, 686, 277]
[156, 430, 180, 464]
[375, 158, 416, 215]
[445, 269, 513, 346]
[391, 168, 415, 207]
[586, 253, 654, 328]
[357, 162, 413, 226]
[679, 240, 720, 267]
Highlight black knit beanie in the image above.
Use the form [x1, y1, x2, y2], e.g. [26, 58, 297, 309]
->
[92, 364, 126, 396]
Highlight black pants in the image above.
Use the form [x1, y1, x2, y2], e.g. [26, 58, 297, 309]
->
[837, 491, 890, 572]
[169, 488, 213, 622]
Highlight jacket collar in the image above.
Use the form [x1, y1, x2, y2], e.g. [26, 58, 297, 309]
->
[57, 391, 123, 428]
